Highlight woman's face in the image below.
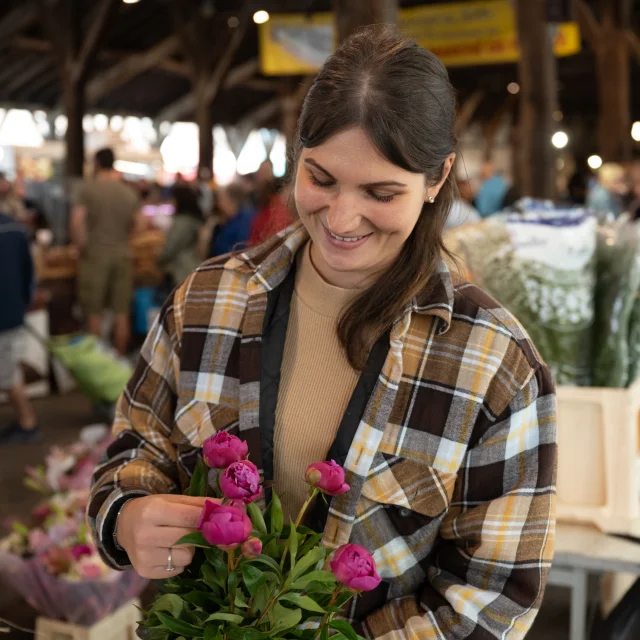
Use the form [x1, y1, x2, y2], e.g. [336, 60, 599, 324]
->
[295, 127, 453, 288]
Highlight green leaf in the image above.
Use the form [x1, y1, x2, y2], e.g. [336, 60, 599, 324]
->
[204, 548, 227, 574]
[183, 591, 217, 610]
[155, 612, 204, 638]
[289, 545, 326, 583]
[278, 593, 326, 613]
[201, 564, 226, 590]
[287, 521, 298, 569]
[205, 612, 244, 624]
[249, 583, 271, 617]
[320, 626, 329, 640]
[152, 594, 184, 619]
[225, 627, 270, 640]
[234, 590, 249, 609]
[187, 457, 209, 497]
[175, 531, 216, 549]
[250, 554, 282, 574]
[291, 570, 336, 590]
[270, 491, 284, 534]
[329, 620, 359, 640]
[203, 627, 220, 640]
[270, 602, 303, 634]
[241, 564, 264, 596]
[247, 501, 267, 535]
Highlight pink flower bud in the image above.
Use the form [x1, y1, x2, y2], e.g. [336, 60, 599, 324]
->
[305, 460, 350, 496]
[219, 460, 263, 504]
[330, 544, 381, 592]
[241, 537, 263, 559]
[197, 500, 252, 547]
[202, 432, 249, 469]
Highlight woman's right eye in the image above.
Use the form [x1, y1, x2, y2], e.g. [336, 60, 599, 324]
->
[309, 173, 334, 188]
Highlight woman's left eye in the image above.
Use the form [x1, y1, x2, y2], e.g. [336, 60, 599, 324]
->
[368, 191, 395, 203]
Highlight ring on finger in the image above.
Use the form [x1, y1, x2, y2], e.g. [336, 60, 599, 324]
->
[166, 548, 175, 572]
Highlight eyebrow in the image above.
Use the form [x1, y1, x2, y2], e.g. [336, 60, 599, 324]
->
[304, 158, 408, 189]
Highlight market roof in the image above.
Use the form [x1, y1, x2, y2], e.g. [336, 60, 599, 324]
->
[0, 0, 638, 130]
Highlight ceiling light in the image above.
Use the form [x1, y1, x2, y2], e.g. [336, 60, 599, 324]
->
[93, 114, 108, 132]
[110, 115, 124, 132]
[228, 16, 240, 28]
[122, 0, 140, 4]
[253, 10, 270, 24]
[83, 115, 94, 133]
[507, 82, 520, 95]
[632, 122, 640, 142]
[553, 110, 563, 122]
[551, 131, 569, 149]
[588, 155, 603, 170]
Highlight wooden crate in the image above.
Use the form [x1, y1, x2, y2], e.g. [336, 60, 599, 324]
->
[35, 599, 140, 640]
[556, 380, 640, 536]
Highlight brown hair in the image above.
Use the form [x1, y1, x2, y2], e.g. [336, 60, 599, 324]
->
[295, 25, 458, 369]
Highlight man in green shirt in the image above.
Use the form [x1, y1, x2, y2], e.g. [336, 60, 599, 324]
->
[70, 148, 141, 355]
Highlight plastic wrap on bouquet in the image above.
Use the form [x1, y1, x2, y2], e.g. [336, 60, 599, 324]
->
[0, 551, 147, 626]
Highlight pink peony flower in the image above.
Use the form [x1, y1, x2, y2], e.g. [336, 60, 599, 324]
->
[71, 544, 93, 560]
[330, 544, 381, 592]
[241, 537, 262, 559]
[76, 558, 104, 580]
[305, 461, 350, 496]
[219, 460, 262, 504]
[41, 546, 74, 576]
[28, 529, 51, 553]
[202, 432, 249, 469]
[197, 500, 252, 547]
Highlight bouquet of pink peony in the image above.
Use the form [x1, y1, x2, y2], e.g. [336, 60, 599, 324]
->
[140, 432, 379, 640]
[0, 430, 147, 626]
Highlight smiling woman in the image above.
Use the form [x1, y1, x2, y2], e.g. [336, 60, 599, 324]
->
[89, 24, 557, 640]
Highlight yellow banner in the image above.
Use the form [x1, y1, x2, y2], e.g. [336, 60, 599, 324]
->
[259, 0, 581, 75]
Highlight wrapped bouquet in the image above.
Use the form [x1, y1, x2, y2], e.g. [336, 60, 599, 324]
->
[140, 432, 379, 639]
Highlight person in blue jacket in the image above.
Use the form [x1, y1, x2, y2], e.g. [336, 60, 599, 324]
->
[209, 184, 256, 258]
[0, 212, 39, 444]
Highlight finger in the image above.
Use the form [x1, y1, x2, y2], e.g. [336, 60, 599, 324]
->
[163, 495, 221, 507]
[138, 565, 188, 580]
[151, 502, 208, 528]
[148, 527, 200, 548]
[139, 546, 193, 569]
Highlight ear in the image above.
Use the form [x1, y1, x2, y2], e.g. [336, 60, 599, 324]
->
[425, 153, 457, 203]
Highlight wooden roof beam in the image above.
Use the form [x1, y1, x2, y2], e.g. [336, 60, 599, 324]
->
[156, 57, 258, 123]
[0, 5, 38, 43]
[572, 0, 603, 54]
[86, 35, 181, 104]
[626, 29, 640, 65]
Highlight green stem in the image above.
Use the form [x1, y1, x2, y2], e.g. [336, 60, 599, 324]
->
[314, 587, 342, 640]
[253, 588, 284, 628]
[280, 487, 320, 571]
[228, 551, 235, 613]
[295, 487, 319, 528]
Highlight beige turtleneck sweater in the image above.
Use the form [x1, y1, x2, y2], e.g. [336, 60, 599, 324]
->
[273, 243, 361, 520]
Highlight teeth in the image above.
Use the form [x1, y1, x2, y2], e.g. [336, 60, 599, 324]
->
[329, 230, 366, 243]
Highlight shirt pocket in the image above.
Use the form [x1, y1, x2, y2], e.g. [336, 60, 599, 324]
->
[353, 457, 457, 593]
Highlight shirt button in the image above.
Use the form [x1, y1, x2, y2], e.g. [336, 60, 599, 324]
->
[399, 508, 411, 517]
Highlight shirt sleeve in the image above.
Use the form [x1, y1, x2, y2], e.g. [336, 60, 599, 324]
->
[87, 288, 183, 569]
[360, 364, 557, 639]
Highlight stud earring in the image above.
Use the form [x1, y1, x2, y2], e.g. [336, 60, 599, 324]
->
[428, 196, 435, 203]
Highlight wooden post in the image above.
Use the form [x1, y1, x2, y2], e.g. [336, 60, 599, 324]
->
[597, 0, 631, 161]
[514, 0, 558, 198]
[333, 0, 398, 42]
[37, 0, 118, 177]
[171, 1, 248, 178]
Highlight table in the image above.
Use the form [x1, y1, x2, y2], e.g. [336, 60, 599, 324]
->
[549, 523, 640, 640]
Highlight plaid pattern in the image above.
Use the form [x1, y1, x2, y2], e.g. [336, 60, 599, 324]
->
[88, 222, 557, 639]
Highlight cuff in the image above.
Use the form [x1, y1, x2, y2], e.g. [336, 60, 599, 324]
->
[96, 490, 149, 570]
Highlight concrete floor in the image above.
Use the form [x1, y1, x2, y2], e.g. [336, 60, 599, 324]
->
[0, 392, 573, 639]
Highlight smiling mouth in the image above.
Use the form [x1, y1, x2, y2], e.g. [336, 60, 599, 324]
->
[324, 227, 373, 243]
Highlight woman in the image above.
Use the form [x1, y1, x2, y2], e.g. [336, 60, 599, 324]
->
[89, 26, 556, 639]
[157, 185, 204, 288]
[586, 163, 627, 216]
[208, 183, 255, 257]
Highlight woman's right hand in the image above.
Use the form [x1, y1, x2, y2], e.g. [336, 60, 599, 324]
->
[115, 494, 216, 579]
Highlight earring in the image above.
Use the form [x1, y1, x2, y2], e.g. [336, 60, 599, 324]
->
[428, 196, 435, 203]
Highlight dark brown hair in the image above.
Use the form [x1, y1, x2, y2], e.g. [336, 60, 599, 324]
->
[295, 25, 458, 369]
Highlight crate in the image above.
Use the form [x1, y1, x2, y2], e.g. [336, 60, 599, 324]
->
[35, 599, 140, 640]
[556, 380, 640, 536]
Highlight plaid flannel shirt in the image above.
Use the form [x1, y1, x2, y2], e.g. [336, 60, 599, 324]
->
[88, 222, 557, 639]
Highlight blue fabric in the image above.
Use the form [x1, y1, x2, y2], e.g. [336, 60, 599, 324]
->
[210, 207, 255, 257]
[0, 213, 34, 331]
[475, 174, 509, 218]
[586, 184, 623, 217]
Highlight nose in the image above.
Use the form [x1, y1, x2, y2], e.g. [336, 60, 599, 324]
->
[326, 192, 363, 235]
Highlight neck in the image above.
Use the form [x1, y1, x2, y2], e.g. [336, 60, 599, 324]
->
[308, 242, 390, 290]
[96, 169, 118, 180]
